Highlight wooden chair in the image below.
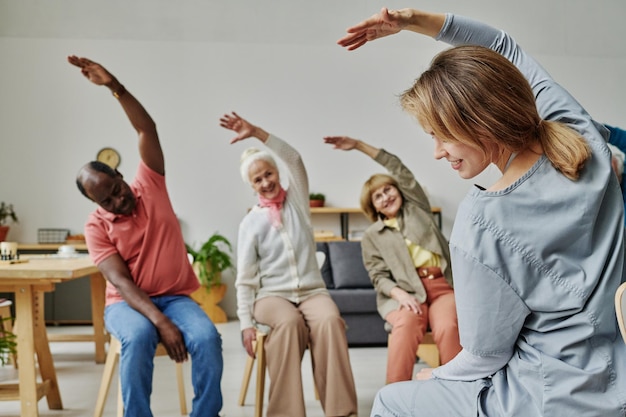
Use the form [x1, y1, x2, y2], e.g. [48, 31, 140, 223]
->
[238, 329, 318, 417]
[0, 298, 17, 367]
[416, 332, 440, 368]
[385, 322, 441, 368]
[93, 336, 188, 417]
[615, 282, 626, 344]
[238, 330, 268, 417]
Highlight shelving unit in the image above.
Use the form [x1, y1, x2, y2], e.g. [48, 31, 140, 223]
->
[311, 206, 442, 240]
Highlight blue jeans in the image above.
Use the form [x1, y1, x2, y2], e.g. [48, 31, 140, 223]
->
[105, 295, 223, 417]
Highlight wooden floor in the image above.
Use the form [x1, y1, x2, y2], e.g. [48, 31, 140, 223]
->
[0, 320, 428, 417]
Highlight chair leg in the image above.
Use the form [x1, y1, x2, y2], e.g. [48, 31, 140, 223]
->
[117, 377, 123, 417]
[175, 362, 187, 415]
[94, 337, 121, 417]
[238, 349, 255, 405]
[417, 332, 440, 368]
[254, 333, 267, 417]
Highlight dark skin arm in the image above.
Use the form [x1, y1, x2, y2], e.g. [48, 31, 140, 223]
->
[67, 55, 164, 175]
[69, 56, 186, 362]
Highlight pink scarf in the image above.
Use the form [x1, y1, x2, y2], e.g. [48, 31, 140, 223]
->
[258, 187, 287, 228]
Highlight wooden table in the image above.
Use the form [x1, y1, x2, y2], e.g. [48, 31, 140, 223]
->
[0, 257, 107, 417]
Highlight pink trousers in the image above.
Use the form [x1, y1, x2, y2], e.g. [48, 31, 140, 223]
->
[384, 276, 461, 383]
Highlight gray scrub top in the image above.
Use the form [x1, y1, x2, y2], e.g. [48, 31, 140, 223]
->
[428, 14, 626, 417]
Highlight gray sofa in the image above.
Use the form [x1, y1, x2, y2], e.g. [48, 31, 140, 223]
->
[316, 240, 388, 347]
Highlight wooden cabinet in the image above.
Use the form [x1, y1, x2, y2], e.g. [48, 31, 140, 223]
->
[311, 207, 441, 241]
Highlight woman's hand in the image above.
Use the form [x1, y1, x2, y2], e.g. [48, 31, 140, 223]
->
[323, 136, 359, 151]
[337, 8, 445, 51]
[323, 135, 380, 158]
[337, 7, 404, 51]
[241, 327, 257, 358]
[219, 111, 269, 144]
[415, 367, 434, 380]
[390, 286, 422, 315]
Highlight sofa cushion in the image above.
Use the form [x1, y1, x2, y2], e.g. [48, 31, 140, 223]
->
[315, 242, 334, 289]
[327, 241, 372, 289]
[328, 289, 377, 314]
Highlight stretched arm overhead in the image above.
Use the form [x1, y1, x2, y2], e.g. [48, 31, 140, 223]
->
[221, 112, 310, 205]
[68, 55, 164, 175]
[71, 56, 185, 361]
[337, 7, 445, 51]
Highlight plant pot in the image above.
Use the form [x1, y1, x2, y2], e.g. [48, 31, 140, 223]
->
[0, 226, 9, 242]
[190, 283, 228, 323]
[309, 199, 325, 208]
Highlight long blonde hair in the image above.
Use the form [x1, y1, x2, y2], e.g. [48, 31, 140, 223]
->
[400, 45, 590, 180]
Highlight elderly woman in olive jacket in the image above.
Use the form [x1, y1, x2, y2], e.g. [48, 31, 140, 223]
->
[325, 136, 461, 383]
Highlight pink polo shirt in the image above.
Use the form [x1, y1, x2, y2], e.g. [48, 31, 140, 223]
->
[85, 161, 199, 306]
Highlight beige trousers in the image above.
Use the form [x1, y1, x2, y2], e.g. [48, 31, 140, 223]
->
[254, 294, 357, 417]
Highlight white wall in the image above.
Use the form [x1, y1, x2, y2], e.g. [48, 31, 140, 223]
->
[1, 0, 625, 318]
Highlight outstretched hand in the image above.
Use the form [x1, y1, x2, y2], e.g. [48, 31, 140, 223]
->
[67, 55, 115, 86]
[415, 367, 434, 380]
[337, 7, 404, 51]
[219, 112, 258, 144]
[323, 136, 359, 151]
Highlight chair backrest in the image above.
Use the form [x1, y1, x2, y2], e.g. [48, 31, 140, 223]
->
[615, 282, 626, 344]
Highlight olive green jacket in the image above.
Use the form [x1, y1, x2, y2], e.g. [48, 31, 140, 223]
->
[360, 149, 453, 320]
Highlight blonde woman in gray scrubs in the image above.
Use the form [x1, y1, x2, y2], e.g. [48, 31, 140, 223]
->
[338, 7, 626, 417]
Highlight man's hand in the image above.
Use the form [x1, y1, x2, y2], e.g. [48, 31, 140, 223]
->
[337, 7, 404, 51]
[157, 320, 188, 363]
[67, 55, 115, 87]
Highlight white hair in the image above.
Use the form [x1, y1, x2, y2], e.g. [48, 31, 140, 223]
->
[239, 148, 278, 185]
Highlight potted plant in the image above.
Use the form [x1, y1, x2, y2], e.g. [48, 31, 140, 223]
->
[0, 202, 18, 242]
[186, 232, 234, 323]
[309, 193, 326, 208]
[0, 321, 16, 366]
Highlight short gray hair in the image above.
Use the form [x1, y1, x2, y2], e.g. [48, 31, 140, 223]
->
[239, 147, 277, 185]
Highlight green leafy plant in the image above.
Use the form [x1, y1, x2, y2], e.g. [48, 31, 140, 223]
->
[309, 193, 325, 201]
[185, 232, 234, 289]
[0, 318, 16, 366]
[0, 202, 18, 226]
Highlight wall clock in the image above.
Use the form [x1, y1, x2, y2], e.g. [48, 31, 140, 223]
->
[96, 147, 121, 169]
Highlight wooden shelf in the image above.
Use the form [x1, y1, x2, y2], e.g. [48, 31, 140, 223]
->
[18, 243, 88, 252]
[311, 207, 442, 240]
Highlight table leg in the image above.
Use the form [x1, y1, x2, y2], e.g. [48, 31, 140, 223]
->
[14, 285, 39, 416]
[14, 285, 63, 416]
[90, 272, 107, 363]
[33, 290, 62, 410]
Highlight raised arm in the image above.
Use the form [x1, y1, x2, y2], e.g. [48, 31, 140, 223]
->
[68, 55, 164, 175]
[221, 112, 309, 205]
[324, 136, 430, 209]
[337, 7, 445, 51]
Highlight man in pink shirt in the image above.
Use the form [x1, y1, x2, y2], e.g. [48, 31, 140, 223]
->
[70, 55, 223, 417]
